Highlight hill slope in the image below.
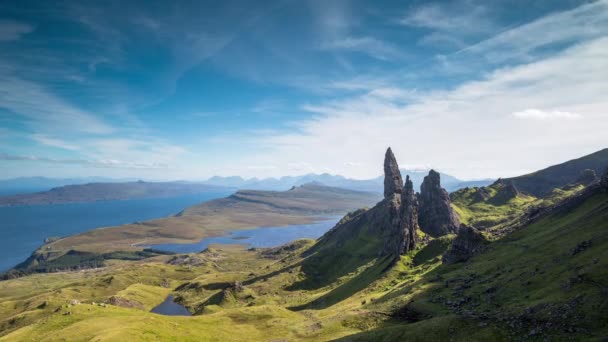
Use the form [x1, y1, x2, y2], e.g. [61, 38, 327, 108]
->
[1, 182, 605, 341]
[504, 148, 608, 197]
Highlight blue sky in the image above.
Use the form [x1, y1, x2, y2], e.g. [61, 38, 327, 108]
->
[0, 0, 607, 180]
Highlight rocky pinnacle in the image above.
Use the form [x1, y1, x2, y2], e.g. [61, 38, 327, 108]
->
[418, 169, 460, 237]
[384, 147, 404, 199]
[400, 175, 419, 253]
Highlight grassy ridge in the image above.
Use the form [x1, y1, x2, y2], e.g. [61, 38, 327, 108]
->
[1, 185, 606, 340]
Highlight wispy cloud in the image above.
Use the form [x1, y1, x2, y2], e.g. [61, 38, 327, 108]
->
[0, 153, 169, 169]
[457, 0, 608, 63]
[512, 109, 582, 120]
[400, 1, 495, 49]
[0, 20, 34, 41]
[30, 134, 80, 151]
[0, 74, 113, 134]
[252, 36, 608, 179]
[320, 36, 403, 61]
[400, 2, 493, 33]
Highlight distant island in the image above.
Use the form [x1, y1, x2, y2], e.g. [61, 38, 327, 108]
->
[0, 181, 233, 206]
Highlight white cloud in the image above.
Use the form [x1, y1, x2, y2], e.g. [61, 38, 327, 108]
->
[320, 36, 403, 60]
[457, 0, 608, 63]
[246, 36, 608, 180]
[0, 20, 34, 42]
[512, 109, 582, 120]
[30, 134, 80, 150]
[400, 2, 493, 33]
[0, 74, 113, 134]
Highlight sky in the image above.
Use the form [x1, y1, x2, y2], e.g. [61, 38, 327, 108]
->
[0, 0, 607, 181]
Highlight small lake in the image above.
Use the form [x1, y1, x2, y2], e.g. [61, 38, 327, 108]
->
[150, 294, 191, 316]
[0, 191, 231, 272]
[151, 217, 341, 254]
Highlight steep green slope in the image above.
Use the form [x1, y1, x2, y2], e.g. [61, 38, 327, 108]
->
[503, 148, 608, 197]
[343, 188, 608, 341]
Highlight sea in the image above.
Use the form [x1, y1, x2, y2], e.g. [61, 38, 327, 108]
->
[0, 192, 231, 272]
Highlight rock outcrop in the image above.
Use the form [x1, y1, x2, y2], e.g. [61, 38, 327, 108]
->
[443, 225, 487, 264]
[601, 168, 608, 192]
[418, 170, 460, 237]
[400, 176, 419, 253]
[384, 147, 404, 199]
[574, 169, 598, 186]
[107, 296, 145, 310]
[489, 179, 520, 205]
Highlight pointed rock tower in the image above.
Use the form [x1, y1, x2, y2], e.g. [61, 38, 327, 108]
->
[400, 175, 419, 253]
[308, 148, 418, 265]
[384, 147, 403, 199]
[418, 169, 460, 237]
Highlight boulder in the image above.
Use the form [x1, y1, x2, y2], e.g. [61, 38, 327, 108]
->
[107, 296, 144, 310]
[384, 147, 404, 199]
[418, 170, 460, 237]
[443, 225, 487, 264]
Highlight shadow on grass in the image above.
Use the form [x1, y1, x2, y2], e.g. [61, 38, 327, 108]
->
[289, 255, 394, 311]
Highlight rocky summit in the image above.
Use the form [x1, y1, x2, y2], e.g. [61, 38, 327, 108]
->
[384, 147, 404, 199]
[320, 148, 461, 260]
[418, 169, 460, 237]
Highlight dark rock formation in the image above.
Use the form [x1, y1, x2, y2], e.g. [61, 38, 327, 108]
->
[316, 148, 417, 261]
[379, 195, 404, 256]
[489, 179, 520, 205]
[443, 225, 487, 264]
[472, 187, 491, 202]
[418, 170, 460, 237]
[600, 168, 608, 191]
[574, 169, 598, 185]
[384, 147, 403, 199]
[400, 176, 419, 253]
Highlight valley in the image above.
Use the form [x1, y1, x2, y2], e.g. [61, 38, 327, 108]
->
[0, 148, 606, 341]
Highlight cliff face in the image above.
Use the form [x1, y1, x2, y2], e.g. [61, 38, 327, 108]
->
[418, 170, 460, 237]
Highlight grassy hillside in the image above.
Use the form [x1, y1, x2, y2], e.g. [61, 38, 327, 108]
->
[503, 148, 608, 197]
[2, 183, 606, 340]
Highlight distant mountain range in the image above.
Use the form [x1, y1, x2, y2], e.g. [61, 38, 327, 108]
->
[0, 171, 492, 201]
[4, 146, 607, 205]
[202, 170, 493, 193]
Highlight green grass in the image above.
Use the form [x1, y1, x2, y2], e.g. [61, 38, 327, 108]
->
[1, 187, 606, 341]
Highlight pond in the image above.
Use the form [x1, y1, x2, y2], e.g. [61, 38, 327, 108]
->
[150, 294, 191, 316]
[151, 216, 341, 254]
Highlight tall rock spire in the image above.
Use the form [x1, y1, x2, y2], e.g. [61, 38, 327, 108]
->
[418, 169, 460, 237]
[384, 147, 403, 199]
[400, 175, 419, 253]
